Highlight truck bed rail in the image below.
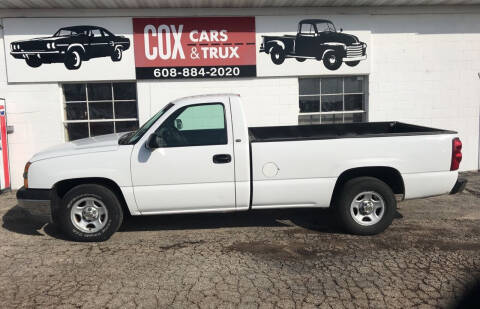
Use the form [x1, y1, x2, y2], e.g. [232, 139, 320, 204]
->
[248, 122, 456, 143]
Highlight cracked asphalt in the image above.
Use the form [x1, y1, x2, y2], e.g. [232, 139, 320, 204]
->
[1, 173, 480, 308]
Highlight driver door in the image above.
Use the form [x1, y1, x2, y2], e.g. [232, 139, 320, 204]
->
[130, 99, 236, 214]
[88, 28, 108, 57]
[296, 23, 317, 57]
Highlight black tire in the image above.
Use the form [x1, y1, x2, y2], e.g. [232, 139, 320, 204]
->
[334, 177, 396, 235]
[296, 58, 306, 62]
[111, 47, 122, 62]
[270, 45, 285, 65]
[64, 49, 83, 70]
[322, 50, 342, 71]
[58, 184, 123, 242]
[51, 207, 61, 226]
[25, 57, 42, 68]
[346, 60, 360, 67]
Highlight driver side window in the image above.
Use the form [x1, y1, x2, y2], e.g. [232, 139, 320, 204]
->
[90, 29, 103, 37]
[300, 24, 315, 36]
[155, 103, 227, 147]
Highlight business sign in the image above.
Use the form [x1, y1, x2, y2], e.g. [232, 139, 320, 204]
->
[133, 17, 256, 79]
[3, 16, 370, 82]
[256, 15, 371, 77]
[3, 18, 135, 83]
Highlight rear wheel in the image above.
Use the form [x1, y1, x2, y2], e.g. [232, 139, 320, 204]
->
[59, 184, 123, 242]
[111, 47, 123, 62]
[270, 45, 285, 65]
[334, 177, 396, 235]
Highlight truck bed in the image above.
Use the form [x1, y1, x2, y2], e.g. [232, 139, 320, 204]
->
[248, 122, 456, 143]
[262, 35, 296, 39]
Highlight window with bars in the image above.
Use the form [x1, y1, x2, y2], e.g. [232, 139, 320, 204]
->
[63, 82, 139, 141]
[298, 76, 368, 125]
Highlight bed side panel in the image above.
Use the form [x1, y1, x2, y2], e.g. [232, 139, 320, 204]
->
[251, 134, 456, 207]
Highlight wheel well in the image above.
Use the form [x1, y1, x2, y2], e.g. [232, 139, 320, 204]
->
[51, 178, 130, 215]
[67, 45, 85, 58]
[331, 167, 405, 203]
[322, 47, 345, 59]
[266, 41, 285, 53]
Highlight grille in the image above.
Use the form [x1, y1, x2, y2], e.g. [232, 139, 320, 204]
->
[346, 45, 363, 58]
[18, 40, 49, 51]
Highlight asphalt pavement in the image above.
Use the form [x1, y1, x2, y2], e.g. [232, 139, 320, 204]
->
[1, 173, 479, 308]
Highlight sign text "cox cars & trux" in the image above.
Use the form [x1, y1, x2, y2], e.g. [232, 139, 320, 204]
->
[133, 17, 256, 79]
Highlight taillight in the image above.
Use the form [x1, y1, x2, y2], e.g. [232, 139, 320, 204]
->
[450, 138, 462, 171]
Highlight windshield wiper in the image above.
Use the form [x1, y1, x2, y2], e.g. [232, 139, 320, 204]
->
[118, 131, 135, 145]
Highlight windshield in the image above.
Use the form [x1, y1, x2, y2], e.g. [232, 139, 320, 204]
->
[316, 22, 336, 32]
[119, 103, 174, 145]
[54, 28, 88, 37]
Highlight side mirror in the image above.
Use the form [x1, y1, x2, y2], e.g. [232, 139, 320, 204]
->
[340, 28, 343, 32]
[145, 133, 164, 150]
[174, 119, 183, 130]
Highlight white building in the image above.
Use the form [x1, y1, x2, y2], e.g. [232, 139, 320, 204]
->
[0, 1, 479, 189]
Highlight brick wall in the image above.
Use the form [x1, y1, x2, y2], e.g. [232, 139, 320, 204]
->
[1, 9, 479, 188]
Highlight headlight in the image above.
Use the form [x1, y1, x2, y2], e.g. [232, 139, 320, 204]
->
[23, 162, 31, 188]
[51, 42, 56, 49]
[16, 44, 20, 50]
[10, 43, 13, 51]
[47, 43, 51, 49]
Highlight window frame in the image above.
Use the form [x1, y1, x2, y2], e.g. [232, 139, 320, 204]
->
[62, 81, 139, 141]
[298, 76, 369, 125]
[154, 102, 228, 148]
[299, 23, 316, 36]
[89, 28, 104, 37]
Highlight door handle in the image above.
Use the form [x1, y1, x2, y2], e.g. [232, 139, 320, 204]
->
[213, 154, 231, 164]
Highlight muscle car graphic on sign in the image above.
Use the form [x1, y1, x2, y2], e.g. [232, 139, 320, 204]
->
[259, 19, 367, 71]
[10, 25, 130, 70]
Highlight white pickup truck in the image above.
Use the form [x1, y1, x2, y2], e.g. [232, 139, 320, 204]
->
[17, 94, 466, 241]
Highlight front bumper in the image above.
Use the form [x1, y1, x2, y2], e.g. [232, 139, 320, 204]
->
[11, 51, 60, 55]
[10, 51, 61, 60]
[16, 186, 52, 217]
[450, 177, 467, 195]
[344, 55, 367, 62]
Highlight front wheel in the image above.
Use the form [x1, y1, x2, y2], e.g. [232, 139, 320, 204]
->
[322, 50, 342, 71]
[59, 184, 123, 242]
[334, 177, 396, 235]
[64, 49, 82, 70]
[26, 57, 42, 68]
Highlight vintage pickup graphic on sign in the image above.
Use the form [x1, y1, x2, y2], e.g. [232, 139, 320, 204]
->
[10, 25, 130, 70]
[259, 19, 367, 71]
